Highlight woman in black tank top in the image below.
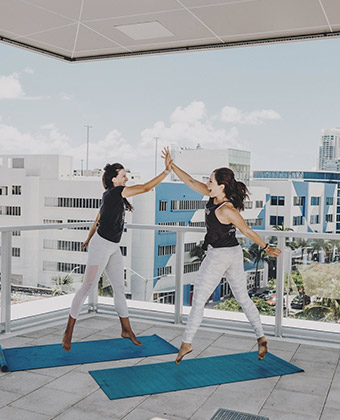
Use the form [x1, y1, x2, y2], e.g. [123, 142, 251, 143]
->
[62, 149, 173, 352]
[162, 148, 281, 365]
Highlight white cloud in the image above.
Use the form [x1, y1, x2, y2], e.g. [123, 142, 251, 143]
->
[0, 73, 25, 99]
[0, 72, 43, 100]
[0, 122, 71, 154]
[220, 106, 281, 125]
[0, 101, 281, 174]
[59, 92, 73, 101]
[24, 67, 34, 74]
[140, 101, 241, 153]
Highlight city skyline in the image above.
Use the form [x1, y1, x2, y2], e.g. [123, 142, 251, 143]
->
[1, 37, 340, 178]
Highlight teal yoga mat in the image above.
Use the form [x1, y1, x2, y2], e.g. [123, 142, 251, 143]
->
[90, 351, 303, 400]
[0, 334, 178, 372]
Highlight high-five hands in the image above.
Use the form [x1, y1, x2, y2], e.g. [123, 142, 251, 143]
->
[161, 146, 173, 173]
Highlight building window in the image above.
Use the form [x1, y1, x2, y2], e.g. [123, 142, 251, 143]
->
[255, 201, 263, 208]
[43, 240, 87, 252]
[271, 196, 285, 206]
[245, 218, 263, 226]
[43, 219, 63, 224]
[0, 186, 8, 195]
[310, 215, 320, 224]
[326, 214, 333, 222]
[293, 216, 304, 226]
[159, 201, 167, 211]
[120, 246, 127, 256]
[158, 245, 176, 256]
[326, 197, 334, 205]
[67, 219, 92, 230]
[158, 221, 185, 232]
[270, 216, 284, 226]
[293, 196, 305, 206]
[184, 242, 197, 252]
[12, 247, 20, 257]
[12, 185, 21, 195]
[188, 221, 206, 227]
[12, 231, 21, 236]
[153, 291, 175, 304]
[311, 197, 320, 205]
[44, 197, 101, 208]
[244, 201, 253, 209]
[12, 158, 24, 168]
[171, 200, 208, 210]
[184, 262, 201, 274]
[157, 266, 172, 276]
[1, 206, 21, 216]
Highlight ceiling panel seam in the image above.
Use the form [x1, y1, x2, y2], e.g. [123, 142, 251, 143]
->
[318, 0, 333, 32]
[176, 0, 225, 43]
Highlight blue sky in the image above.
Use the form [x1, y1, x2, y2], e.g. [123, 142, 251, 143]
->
[1, 37, 340, 178]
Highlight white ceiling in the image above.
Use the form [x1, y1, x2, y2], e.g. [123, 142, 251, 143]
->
[0, 0, 339, 62]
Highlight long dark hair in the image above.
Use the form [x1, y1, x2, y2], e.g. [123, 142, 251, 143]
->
[102, 163, 133, 211]
[213, 167, 249, 211]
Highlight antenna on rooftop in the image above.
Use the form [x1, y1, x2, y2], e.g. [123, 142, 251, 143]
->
[84, 125, 92, 175]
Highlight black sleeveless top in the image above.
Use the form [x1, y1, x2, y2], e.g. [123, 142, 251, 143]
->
[97, 186, 125, 243]
[202, 198, 239, 250]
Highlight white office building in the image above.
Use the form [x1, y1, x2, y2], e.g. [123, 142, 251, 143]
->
[0, 154, 137, 293]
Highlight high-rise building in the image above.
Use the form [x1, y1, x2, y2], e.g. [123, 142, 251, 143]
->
[318, 128, 340, 170]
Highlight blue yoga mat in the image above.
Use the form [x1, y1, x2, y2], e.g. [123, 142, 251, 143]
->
[0, 334, 178, 372]
[90, 351, 303, 400]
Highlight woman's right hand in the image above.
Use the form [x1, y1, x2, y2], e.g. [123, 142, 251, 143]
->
[81, 239, 90, 249]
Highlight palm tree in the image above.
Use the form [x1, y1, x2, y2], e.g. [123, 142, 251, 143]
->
[296, 238, 311, 265]
[189, 244, 206, 263]
[51, 274, 74, 296]
[247, 243, 271, 291]
[326, 240, 340, 262]
[242, 247, 253, 264]
[310, 239, 331, 262]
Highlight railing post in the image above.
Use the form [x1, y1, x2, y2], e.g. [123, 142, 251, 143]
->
[88, 281, 98, 313]
[275, 235, 285, 337]
[1, 231, 12, 333]
[175, 231, 184, 324]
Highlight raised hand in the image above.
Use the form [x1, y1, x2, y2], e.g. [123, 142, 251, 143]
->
[161, 146, 173, 172]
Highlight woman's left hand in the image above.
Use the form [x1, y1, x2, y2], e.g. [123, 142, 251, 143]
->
[161, 146, 173, 172]
[265, 246, 281, 257]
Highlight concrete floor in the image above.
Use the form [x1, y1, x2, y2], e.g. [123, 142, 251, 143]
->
[0, 314, 339, 420]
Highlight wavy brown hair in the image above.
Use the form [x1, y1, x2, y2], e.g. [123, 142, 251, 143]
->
[213, 167, 249, 211]
[102, 163, 133, 211]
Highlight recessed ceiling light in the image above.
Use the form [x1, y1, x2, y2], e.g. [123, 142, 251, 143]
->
[115, 21, 174, 40]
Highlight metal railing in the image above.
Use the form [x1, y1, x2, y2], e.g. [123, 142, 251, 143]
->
[1, 222, 340, 343]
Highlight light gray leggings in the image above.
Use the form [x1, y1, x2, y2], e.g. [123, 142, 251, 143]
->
[183, 245, 264, 343]
[70, 232, 129, 319]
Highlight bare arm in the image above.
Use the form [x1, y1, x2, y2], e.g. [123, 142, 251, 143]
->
[122, 147, 172, 198]
[81, 211, 100, 249]
[171, 161, 210, 195]
[219, 206, 281, 257]
[122, 171, 169, 198]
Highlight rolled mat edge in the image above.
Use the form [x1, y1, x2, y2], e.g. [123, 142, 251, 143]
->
[0, 346, 8, 372]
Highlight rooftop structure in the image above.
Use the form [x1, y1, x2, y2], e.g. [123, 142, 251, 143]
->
[1, 1, 340, 62]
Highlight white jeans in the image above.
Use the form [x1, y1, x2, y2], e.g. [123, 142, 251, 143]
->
[70, 232, 129, 319]
[183, 245, 264, 343]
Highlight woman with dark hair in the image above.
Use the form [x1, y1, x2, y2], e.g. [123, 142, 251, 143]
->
[163, 149, 281, 364]
[62, 149, 172, 351]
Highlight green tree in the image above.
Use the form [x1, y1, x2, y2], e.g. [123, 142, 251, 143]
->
[247, 243, 271, 291]
[214, 297, 275, 316]
[310, 239, 330, 262]
[189, 243, 206, 263]
[51, 274, 75, 296]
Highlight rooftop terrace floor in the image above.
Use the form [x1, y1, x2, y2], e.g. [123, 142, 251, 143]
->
[0, 314, 339, 420]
